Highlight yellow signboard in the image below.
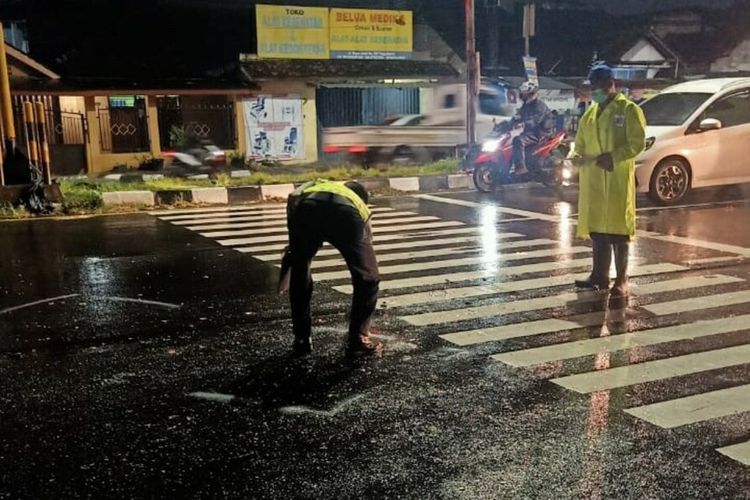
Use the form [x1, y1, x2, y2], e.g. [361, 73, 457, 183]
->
[329, 8, 413, 60]
[256, 4, 329, 59]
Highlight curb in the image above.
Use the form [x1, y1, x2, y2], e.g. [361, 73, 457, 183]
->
[101, 174, 477, 207]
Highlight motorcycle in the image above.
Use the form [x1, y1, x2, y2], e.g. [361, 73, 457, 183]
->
[467, 122, 572, 193]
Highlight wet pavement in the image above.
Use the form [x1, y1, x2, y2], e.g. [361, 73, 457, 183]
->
[3, 185, 750, 498]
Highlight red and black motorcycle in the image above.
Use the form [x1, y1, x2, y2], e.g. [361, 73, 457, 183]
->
[467, 123, 572, 193]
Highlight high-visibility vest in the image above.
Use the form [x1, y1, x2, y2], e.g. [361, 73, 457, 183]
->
[290, 179, 370, 221]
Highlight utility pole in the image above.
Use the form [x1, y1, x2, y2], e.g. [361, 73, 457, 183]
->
[522, 1, 535, 57]
[465, 0, 477, 146]
[0, 23, 16, 186]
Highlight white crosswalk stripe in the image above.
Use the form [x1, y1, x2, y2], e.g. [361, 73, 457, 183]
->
[313, 246, 592, 281]
[375, 263, 686, 309]
[186, 215, 442, 232]
[404, 275, 741, 326]
[255, 237, 552, 263]
[154, 202, 750, 467]
[225, 228, 525, 252]
[169, 208, 407, 225]
[200, 220, 466, 240]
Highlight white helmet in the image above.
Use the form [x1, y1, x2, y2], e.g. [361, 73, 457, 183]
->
[519, 81, 539, 95]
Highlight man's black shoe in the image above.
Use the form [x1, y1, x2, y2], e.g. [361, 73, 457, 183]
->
[574, 278, 610, 291]
[346, 335, 382, 357]
[292, 337, 312, 356]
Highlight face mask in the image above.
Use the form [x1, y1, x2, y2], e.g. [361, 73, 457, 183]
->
[591, 89, 609, 104]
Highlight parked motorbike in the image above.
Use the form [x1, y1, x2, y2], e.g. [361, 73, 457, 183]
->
[467, 122, 572, 193]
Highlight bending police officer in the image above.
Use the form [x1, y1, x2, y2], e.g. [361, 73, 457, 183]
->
[281, 179, 380, 356]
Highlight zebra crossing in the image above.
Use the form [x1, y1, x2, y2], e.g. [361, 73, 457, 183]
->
[152, 202, 750, 467]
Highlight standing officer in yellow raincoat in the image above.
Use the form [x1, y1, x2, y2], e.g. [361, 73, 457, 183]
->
[573, 63, 647, 297]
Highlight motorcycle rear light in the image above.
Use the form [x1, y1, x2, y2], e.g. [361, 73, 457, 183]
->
[162, 151, 175, 158]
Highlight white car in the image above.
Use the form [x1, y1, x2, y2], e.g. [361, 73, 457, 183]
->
[636, 78, 750, 204]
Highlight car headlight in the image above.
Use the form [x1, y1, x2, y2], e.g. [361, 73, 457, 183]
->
[645, 137, 656, 151]
[481, 139, 501, 153]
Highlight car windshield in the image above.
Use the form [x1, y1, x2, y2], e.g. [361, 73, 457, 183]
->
[641, 92, 711, 126]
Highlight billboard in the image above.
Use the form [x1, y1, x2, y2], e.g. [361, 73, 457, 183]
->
[329, 8, 413, 60]
[255, 5, 412, 60]
[256, 5, 329, 59]
[243, 95, 305, 160]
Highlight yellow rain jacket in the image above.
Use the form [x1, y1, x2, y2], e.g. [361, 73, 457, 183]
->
[575, 93, 646, 239]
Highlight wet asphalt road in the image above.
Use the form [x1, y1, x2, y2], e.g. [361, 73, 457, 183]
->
[3, 185, 750, 498]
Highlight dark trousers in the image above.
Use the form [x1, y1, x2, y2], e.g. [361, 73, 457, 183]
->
[512, 133, 539, 170]
[589, 232, 630, 284]
[287, 198, 379, 341]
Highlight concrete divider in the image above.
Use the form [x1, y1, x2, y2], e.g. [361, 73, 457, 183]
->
[228, 186, 262, 204]
[388, 177, 420, 192]
[102, 191, 155, 206]
[155, 190, 192, 205]
[95, 173, 492, 209]
[190, 187, 229, 204]
[260, 183, 295, 200]
[447, 174, 473, 190]
[418, 175, 449, 191]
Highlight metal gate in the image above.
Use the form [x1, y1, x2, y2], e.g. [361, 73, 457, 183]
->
[13, 96, 88, 176]
[316, 87, 421, 127]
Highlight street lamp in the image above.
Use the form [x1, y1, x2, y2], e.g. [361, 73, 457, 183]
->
[465, 0, 477, 147]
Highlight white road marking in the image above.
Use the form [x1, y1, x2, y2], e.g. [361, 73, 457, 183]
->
[414, 194, 560, 222]
[625, 383, 750, 429]
[717, 441, 750, 466]
[552, 344, 750, 393]
[418, 194, 750, 257]
[636, 230, 750, 258]
[169, 208, 407, 225]
[644, 289, 750, 316]
[376, 263, 686, 309]
[152, 204, 287, 217]
[200, 220, 465, 240]
[493, 313, 750, 367]
[0, 294, 81, 315]
[636, 199, 748, 212]
[314, 246, 591, 281]
[403, 275, 740, 326]
[103, 296, 182, 310]
[278, 394, 364, 417]
[186, 215, 440, 231]
[188, 392, 236, 403]
[260, 238, 556, 267]
[687, 256, 746, 265]
[161, 205, 393, 222]
[441, 281, 750, 346]
[221, 228, 525, 252]
[336, 258, 594, 293]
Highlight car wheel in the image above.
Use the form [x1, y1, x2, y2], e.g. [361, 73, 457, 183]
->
[649, 158, 691, 205]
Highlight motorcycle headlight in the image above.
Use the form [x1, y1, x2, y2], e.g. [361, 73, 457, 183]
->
[562, 167, 573, 180]
[645, 137, 656, 151]
[481, 139, 501, 153]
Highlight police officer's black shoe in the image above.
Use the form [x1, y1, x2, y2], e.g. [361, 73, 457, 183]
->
[346, 335, 382, 357]
[292, 337, 312, 357]
[575, 277, 610, 291]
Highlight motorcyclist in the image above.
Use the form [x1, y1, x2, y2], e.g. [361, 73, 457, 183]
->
[511, 81, 551, 176]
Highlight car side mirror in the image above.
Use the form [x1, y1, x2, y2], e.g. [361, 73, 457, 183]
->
[698, 118, 722, 131]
